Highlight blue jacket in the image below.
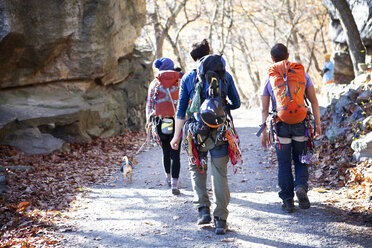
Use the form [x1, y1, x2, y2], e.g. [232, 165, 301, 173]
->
[322, 61, 334, 83]
[176, 70, 241, 119]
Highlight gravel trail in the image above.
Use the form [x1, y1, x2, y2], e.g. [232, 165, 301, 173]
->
[60, 109, 372, 248]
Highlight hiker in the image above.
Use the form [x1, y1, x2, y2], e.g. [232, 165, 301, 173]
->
[146, 57, 181, 195]
[260, 43, 321, 213]
[170, 39, 241, 234]
[321, 53, 334, 85]
[174, 67, 185, 79]
[320, 53, 334, 100]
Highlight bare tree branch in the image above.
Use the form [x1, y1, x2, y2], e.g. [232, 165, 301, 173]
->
[207, 3, 219, 53]
[238, 1, 271, 49]
[219, 0, 233, 54]
[152, 0, 187, 58]
[298, 13, 327, 73]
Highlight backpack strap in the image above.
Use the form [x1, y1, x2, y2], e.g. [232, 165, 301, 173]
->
[283, 62, 293, 102]
[150, 79, 161, 112]
[191, 69, 197, 88]
[190, 69, 200, 99]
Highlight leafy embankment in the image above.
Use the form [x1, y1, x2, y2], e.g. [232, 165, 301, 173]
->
[309, 78, 371, 222]
[0, 131, 146, 247]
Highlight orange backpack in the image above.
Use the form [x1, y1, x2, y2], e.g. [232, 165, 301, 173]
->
[268, 60, 307, 124]
[153, 70, 180, 118]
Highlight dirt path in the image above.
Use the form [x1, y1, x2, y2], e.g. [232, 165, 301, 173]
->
[60, 109, 372, 248]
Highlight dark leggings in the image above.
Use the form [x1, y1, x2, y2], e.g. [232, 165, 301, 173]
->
[157, 121, 181, 179]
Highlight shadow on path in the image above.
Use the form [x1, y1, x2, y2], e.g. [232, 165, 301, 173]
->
[61, 109, 372, 248]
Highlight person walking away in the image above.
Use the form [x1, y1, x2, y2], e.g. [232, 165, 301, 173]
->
[170, 39, 241, 234]
[320, 53, 334, 100]
[260, 43, 322, 213]
[321, 53, 334, 85]
[146, 57, 181, 195]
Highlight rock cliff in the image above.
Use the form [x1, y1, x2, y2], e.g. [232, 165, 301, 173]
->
[322, 0, 372, 84]
[0, 0, 153, 154]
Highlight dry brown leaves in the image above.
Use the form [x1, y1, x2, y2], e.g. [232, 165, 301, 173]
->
[0, 131, 146, 247]
[308, 92, 372, 221]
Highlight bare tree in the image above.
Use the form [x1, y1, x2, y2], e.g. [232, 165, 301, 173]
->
[226, 42, 249, 102]
[285, 0, 302, 63]
[142, 0, 330, 108]
[150, 0, 186, 58]
[206, 3, 219, 54]
[298, 13, 328, 73]
[165, 3, 201, 70]
[330, 0, 365, 76]
[218, 0, 233, 54]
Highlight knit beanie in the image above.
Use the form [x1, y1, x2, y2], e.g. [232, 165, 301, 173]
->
[153, 57, 174, 71]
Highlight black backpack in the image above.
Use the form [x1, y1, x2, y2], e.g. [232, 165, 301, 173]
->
[196, 54, 227, 102]
[196, 54, 227, 128]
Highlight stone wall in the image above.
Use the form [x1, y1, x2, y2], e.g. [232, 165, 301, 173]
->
[0, 0, 153, 154]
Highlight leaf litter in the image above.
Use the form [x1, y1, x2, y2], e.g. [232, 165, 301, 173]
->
[0, 131, 146, 247]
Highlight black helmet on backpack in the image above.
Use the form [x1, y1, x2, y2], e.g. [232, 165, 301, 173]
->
[200, 97, 226, 128]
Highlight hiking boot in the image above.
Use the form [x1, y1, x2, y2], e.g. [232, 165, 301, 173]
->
[282, 199, 294, 213]
[172, 188, 180, 195]
[197, 207, 211, 225]
[214, 217, 227, 235]
[296, 187, 310, 209]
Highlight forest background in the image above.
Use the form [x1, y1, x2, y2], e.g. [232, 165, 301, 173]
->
[139, 0, 330, 107]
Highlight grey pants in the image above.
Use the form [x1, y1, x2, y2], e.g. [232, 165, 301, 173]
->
[189, 155, 230, 220]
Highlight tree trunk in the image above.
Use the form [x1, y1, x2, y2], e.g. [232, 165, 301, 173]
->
[152, 0, 186, 59]
[285, 0, 301, 63]
[165, 33, 186, 70]
[330, 0, 365, 76]
[298, 13, 327, 74]
[228, 43, 249, 101]
[207, 3, 219, 54]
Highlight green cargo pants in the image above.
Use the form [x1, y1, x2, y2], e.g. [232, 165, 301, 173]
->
[189, 155, 230, 220]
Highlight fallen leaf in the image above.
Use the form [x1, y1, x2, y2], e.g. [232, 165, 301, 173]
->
[313, 188, 327, 193]
[221, 237, 236, 242]
[17, 201, 30, 211]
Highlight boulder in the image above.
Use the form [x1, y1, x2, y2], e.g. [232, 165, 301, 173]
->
[0, 0, 153, 154]
[351, 132, 372, 162]
[333, 48, 355, 84]
[0, 47, 153, 148]
[325, 124, 348, 141]
[349, 106, 364, 122]
[356, 90, 372, 104]
[3, 128, 66, 155]
[0, 0, 146, 88]
[323, 76, 371, 142]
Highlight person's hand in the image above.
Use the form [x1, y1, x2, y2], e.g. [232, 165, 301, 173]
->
[170, 136, 180, 150]
[315, 124, 322, 138]
[261, 132, 269, 149]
